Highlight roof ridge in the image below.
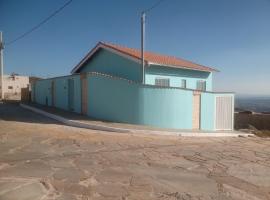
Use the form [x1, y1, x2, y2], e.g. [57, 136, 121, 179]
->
[71, 41, 218, 73]
[100, 41, 215, 70]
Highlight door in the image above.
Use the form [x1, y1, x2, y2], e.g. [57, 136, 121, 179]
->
[215, 96, 233, 130]
[216, 96, 234, 130]
[192, 92, 201, 130]
[68, 79, 75, 111]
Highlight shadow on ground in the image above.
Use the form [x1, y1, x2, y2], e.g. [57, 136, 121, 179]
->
[0, 101, 61, 125]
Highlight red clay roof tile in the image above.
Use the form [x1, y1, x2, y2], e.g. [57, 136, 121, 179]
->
[101, 42, 218, 72]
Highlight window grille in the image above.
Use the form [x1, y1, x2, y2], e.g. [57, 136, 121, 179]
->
[181, 79, 187, 88]
[155, 78, 170, 87]
[196, 80, 206, 91]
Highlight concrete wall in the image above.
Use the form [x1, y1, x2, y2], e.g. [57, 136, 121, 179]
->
[145, 66, 213, 91]
[33, 75, 81, 113]
[200, 92, 215, 130]
[78, 49, 142, 82]
[0, 75, 29, 99]
[33, 73, 233, 131]
[200, 93, 234, 130]
[87, 74, 194, 129]
[34, 79, 52, 106]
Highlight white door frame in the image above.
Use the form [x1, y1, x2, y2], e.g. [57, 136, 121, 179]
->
[214, 95, 234, 131]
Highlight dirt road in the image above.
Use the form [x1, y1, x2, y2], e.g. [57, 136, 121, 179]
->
[0, 102, 270, 200]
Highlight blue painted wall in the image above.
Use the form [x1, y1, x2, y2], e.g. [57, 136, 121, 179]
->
[34, 75, 81, 113]
[78, 48, 142, 82]
[76, 48, 213, 92]
[200, 92, 215, 130]
[200, 92, 234, 130]
[145, 65, 213, 91]
[87, 74, 193, 129]
[35, 79, 52, 106]
[33, 73, 233, 131]
[54, 77, 68, 110]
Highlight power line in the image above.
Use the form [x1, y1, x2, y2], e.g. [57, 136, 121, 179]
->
[144, 0, 166, 13]
[5, 0, 73, 46]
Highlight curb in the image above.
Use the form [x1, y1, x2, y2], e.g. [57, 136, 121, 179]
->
[20, 104, 131, 133]
[20, 103, 254, 137]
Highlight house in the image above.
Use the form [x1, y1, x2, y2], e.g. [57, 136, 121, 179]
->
[32, 42, 234, 131]
[0, 74, 29, 100]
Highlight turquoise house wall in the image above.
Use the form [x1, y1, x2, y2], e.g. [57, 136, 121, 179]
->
[145, 66, 213, 91]
[76, 48, 213, 92]
[54, 77, 68, 110]
[35, 79, 52, 106]
[87, 76, 140, 123]
[34, 75, 81, 113]
[87, 74, 193, 129]
[138, 86, 193, 129]
[200, 93, 215, 130]
[200, 92, 234, 130]
[78, 49, 142, 82]
[33, 73, 233, 131]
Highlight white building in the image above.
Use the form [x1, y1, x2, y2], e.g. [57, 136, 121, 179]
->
[0, 74, 29, 100]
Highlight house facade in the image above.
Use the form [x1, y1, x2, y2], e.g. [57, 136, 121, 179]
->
[0, 74, 29, 100]
[32, 42, 234, 131]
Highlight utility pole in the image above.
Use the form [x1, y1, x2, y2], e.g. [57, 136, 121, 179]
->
[141, 12, 145, 84]
[0, 32, 4, 100]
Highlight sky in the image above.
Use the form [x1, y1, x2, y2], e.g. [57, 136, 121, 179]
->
[0, 0, 270, 95]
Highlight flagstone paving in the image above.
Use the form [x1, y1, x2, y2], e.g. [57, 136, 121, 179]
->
[0, 102, 270, 200]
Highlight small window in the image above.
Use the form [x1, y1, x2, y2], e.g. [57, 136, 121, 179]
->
[181, 79, 187, 88]
[196, 80, 206, 91]
[155, 78, 170, 87]
[8, 86, 13, 89]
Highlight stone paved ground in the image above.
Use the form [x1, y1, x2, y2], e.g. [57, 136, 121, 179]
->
[0, 102, 270, 200]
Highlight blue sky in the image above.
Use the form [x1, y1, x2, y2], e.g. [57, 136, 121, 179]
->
[1, 0, 270, 95]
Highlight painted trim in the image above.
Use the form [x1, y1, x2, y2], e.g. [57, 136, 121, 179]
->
[148, 62, 218, 73]
[232, 95, 235, 131]
[192, 92, 202, 130]
[35, 71, 234, 95]
[214, 96, 216, 131]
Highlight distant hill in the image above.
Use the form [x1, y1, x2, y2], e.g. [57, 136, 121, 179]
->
[235, 95, 270, 113]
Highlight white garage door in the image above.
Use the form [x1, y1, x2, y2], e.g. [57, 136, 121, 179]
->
[215, 96, 234, 130]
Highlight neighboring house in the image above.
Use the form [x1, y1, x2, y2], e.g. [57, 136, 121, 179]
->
[32, 42, 234, 131]
[0, 74, 29, 100]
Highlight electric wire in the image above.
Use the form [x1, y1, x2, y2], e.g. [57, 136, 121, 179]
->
[5, 0, 73, 46]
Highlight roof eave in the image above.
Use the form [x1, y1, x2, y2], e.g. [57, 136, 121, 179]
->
[147, 62, 219, 73]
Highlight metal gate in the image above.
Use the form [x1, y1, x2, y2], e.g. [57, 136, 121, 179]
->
[68, 79, 75, 111]
[215, 96, 234, 130]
